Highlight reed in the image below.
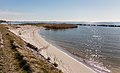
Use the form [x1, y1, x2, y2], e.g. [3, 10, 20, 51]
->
[43, 24, 78, 29]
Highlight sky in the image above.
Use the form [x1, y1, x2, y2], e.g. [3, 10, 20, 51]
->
[0, 0, 120, 22]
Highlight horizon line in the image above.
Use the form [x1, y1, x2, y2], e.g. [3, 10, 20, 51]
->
[1, 19, 120, 22]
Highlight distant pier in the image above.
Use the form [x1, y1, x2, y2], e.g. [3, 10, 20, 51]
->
[77, 24, 120, 27]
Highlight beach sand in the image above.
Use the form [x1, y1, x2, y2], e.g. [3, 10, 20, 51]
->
[9, 25, 96, 73]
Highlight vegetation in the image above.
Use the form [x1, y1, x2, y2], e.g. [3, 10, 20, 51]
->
[0, 25, 23, 73]
[0, 20, 6, 23]
[14, 23, 78, 29]
[26, 42, 38, 51]
[16, 23, 46, 27]
[0, 25, 62, 73]
[53, 62, 58, 67]
[4, 28, 32, 73]
[47, 57, 51, 61]
[43, 24, 78, 29]
[15, 52, 23, 61]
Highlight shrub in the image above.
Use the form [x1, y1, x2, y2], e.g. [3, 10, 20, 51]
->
[53, 62, 58, 67]
[10, 40, 14, 44]
[15, 52, 23, 61]
[23, 64, 31, 72]
[6, 33, 9, 35]
[10, 40, 18, 50]
[15, 53, 31, 73]
[46, 57, 50, 61]
[19, 60, 27, 68]
[11, 44, 17, 50]
[26, 43, 38, 51]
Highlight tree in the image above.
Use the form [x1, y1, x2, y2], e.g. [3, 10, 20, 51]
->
[0, 20, 8, 24]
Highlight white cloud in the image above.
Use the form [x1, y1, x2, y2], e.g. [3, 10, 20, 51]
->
[0, 10, 35, 20]
[0, 10, 25, 15]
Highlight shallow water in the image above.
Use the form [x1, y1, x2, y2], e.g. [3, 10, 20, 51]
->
[39, 26, 120, 73]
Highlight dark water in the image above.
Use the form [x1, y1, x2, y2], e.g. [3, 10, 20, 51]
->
[39, 26, 120, 73]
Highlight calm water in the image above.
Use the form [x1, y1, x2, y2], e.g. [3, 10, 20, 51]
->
[39, 26, 120, 73]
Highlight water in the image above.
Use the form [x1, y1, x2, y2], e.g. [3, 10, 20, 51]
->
[39, 26, 120, 73]
[8, 21, 120, 25]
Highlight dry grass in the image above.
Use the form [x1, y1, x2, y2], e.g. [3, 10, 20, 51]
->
[0, 25, 62, 73]
[0, 25, 23, 73]
[43, 24, 78, 29]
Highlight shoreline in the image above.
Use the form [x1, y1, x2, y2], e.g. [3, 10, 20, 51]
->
[38, 29, 110, 73]
[39, 31, 111, 73]
[38, 30, 95, 71]
[9, 25, 96, 73]
[35, 28, 97, 73]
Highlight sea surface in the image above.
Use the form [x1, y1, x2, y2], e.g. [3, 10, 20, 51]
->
[39, 25, 120, 73]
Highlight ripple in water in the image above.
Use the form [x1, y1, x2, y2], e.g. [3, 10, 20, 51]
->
[39, 26, 120, 73]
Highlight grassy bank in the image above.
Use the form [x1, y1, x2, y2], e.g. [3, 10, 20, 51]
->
[0, 25, 62, 73]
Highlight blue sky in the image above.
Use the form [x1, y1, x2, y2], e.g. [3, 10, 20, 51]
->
[0, 0, 120, 21]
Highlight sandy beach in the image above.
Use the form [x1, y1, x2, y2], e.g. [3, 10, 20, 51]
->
[9, 25, 96, 73]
